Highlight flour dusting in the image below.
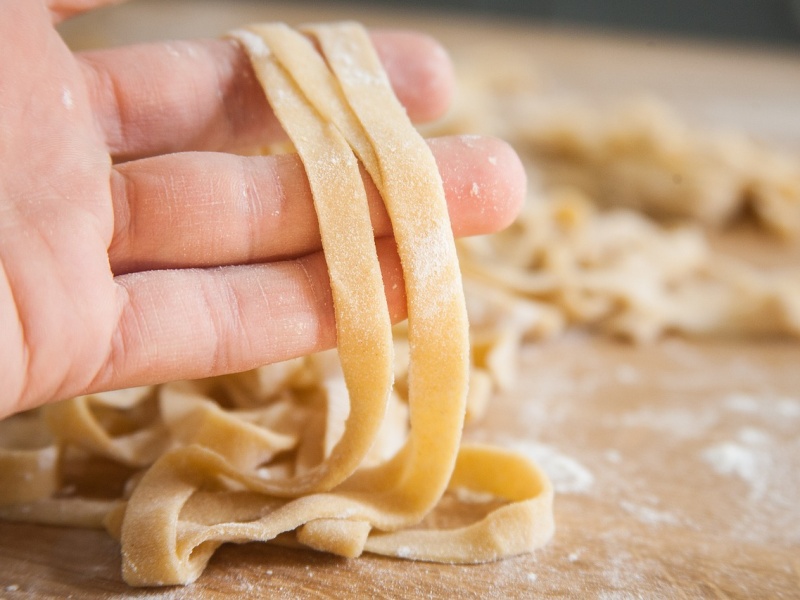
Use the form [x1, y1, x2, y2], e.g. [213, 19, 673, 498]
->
[723, 392, 760, 413]
[737, 427, 771, 446]
[510, 441, 594, 494]
[619, 500, 680, 526]
[723, 393, 800, 421]
[777, 397, 800, 418]
[613, 407, 718, 438]
[61, 86, 73, 111]
[701, 442, 769, 500]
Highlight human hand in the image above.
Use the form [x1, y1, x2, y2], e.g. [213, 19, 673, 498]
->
[0, 0, 526, 418]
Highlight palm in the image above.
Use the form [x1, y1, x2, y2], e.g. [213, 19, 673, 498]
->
[1, 1, 116, 412]
[0, 0, 525, 417]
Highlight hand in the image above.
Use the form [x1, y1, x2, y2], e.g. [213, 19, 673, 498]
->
[0, 0, 526, 418]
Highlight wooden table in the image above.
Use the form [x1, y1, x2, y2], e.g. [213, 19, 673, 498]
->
[2, 1, 800, 597]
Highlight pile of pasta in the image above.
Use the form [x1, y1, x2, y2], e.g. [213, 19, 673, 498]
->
[459, 187, 800, 343]
[0, 23, 554, 587]
[439, 54, 800, 343]
[515, 98, 800, 238]
[438, 53, 800, 239]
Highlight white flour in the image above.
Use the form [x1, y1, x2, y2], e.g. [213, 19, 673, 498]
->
[619, 500, 680, 526]
[701, 442, 769, 500]
[610, 407, 718, 438]
[509, 441, 595, 494]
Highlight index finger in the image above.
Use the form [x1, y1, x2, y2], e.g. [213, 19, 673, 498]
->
[78, 30, 455, 162]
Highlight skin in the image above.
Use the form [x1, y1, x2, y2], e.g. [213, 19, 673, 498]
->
[0, 0, 526, 418]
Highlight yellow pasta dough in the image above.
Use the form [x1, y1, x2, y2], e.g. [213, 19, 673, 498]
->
[0, 22, 554, 587]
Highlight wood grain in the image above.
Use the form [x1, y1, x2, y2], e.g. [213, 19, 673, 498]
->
[2, 2, 800, 598]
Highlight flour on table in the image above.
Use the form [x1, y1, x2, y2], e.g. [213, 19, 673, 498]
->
[610, 407, 718, 438]
[722, 393, 761, 413]
[508, 441, 594, 494]
[701, 442, 770, 500]
[619, 500, 680, 527]
[777, 397, 800, 418]
[736, 427, 771, 446]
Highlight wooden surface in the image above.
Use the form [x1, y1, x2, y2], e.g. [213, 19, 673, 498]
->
[3, 1, 800, 598]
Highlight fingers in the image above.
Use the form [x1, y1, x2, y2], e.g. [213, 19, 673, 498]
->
[108, 136, 525, 275]
[87, 135, 524, 395]
[78, 31, 454, 161]
[87, 238, 406, 393]
[47, 0, 124, 23]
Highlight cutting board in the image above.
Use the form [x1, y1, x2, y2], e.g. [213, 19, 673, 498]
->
[2, 1, 800, 597]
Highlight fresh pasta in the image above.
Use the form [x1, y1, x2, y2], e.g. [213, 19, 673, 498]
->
[0, 23, 554, 587]
[458, 186, 800, 343]
[2, 19, 798, 589]
[433, 64, 800, 239]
